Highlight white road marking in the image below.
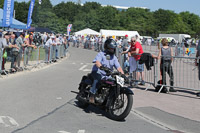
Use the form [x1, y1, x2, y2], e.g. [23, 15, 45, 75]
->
[77, 130, 85, 133]
[0, 116, 19, 127]
[83, 69, 91, 72]
[80, 63, 84, 65]
[86, 63, 93, 65]
[56, 97, 62, 100]
[79, 65, 88, 71]
[72, 62, 76, 65]
[58, 131, 71, 133]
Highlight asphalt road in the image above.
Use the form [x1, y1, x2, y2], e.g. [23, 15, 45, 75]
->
[0, 47, 183, 133]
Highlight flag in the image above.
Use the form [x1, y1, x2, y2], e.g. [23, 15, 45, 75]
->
[39, 0, 42, 4]
[26, 0, 35, 29]
[2, 0, 15, 27]
[185, 48, 191, 56]
[67, 24, 72, 36]
[185, 48, 189, 54]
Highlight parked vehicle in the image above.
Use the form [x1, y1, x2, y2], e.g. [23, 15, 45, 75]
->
[159, 34, 191, 44]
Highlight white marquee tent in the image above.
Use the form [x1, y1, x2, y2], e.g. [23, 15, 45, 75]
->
[100, 29, 140, 39]
[75, 28, 100, 36]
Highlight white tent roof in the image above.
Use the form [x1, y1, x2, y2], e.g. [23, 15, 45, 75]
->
[75, 28, 100, 36]
[100, 29, 140, 38]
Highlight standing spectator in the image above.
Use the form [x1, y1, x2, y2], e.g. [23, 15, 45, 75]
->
[135, 35, 142, 44]
[152, 38, 176, 92]
[9, 34, 19, 72]
[16, 33, 25, 69]
[72, 35, 76, 47]
[90, 36, 95, 50]
[42, 32, 47, 47]
[24, 34, 36, 67]
[121, 35, 129, 72]
[0, 32, 10, 73]
[44, 35, 55, 63]
[129, 36, 145, 86]
[94, 36, 99, 51]
[122, 35, 129, 50]
[63, 36, 68, 57]
[55, 35, 61, 59]
[195, 40, 200, 97]
[101, 36, 106, 51]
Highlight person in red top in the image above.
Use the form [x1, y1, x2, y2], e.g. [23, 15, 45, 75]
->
[128, 36, 145, 86]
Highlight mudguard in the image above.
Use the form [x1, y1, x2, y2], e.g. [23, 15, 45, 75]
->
[120, 87, 134, 95]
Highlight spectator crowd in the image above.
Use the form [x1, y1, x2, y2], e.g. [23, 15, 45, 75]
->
[0, 31, 69, 74]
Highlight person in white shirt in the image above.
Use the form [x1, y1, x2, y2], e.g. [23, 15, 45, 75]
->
[45, 35, 55, 63]
[90, 36, 95, 49]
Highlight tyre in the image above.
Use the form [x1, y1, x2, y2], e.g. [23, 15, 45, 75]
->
[108, 93, 133, 121]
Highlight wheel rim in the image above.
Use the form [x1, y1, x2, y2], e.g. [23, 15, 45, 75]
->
[110, 93, 129, 116]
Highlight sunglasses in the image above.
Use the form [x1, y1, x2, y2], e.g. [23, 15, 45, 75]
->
[131, 40, 136, 43]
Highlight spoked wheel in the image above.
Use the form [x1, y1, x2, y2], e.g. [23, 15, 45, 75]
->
[108, 93, 133, 121]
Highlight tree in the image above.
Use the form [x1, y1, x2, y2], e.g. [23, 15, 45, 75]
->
[0, 0, 3, 8]
[53, 2, 81, 22]
[180, 11, 200, 36]
[96, 6, 120, 30]
[82, 2, 101, 13]
[14, 1, 29, 23]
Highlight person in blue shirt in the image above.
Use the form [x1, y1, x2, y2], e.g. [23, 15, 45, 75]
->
[89, 39, 124, 103]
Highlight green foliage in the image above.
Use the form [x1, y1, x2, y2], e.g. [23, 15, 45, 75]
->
[0, 0, 4, 8]
[10, 1, 200, 37]
[14, 1, 29, 23]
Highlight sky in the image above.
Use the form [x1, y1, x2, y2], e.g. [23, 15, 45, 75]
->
[17, 0, 200, 16]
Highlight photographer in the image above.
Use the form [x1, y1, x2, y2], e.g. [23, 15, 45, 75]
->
[33, 32, 42, 47]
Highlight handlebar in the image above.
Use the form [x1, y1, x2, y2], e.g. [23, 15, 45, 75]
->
[100, 66, 128, 83]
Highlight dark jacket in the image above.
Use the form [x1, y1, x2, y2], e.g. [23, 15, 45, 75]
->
[139, 53, 154, 70]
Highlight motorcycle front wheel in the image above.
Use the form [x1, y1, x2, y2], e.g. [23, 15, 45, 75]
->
[108, 92, 133, 121]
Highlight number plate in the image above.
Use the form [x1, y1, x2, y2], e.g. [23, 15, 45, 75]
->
[116, 75, 125, 87]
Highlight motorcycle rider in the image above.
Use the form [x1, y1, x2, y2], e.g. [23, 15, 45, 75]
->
[89, 39, 124, 103]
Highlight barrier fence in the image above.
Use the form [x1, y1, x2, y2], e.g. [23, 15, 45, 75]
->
[73, 40, 200, 94]
[0, 44, 67, 76]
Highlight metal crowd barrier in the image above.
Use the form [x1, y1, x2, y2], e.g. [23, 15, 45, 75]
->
[115, 45, 200, 94]
[70, 41, 200, 94]
[0, 44, 68, 77]
[154, 56, 200, 93]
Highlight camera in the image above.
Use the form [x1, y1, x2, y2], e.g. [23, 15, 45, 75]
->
[33, 32, 42, 46]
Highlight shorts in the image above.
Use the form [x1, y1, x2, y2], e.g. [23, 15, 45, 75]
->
[136, 60, 144, 72]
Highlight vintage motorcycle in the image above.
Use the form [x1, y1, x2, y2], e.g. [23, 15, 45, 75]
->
[75, 66, 134, 121]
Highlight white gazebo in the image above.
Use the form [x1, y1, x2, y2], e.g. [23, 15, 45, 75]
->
[75, 28, 100, 36]
[100, 29, 140, 39]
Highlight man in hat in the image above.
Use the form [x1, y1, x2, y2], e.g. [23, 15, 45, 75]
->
[44, 35, 56, 63]
[16, 33, 25, 69]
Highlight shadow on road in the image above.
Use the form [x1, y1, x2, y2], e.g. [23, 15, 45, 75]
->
[72, 100, 126, 122]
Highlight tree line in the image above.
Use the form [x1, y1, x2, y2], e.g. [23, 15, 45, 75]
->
[1, 0, 200, 37]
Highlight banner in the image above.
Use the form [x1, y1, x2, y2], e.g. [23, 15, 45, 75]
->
[2, 0, 15, 27]
[26, 0, 35, 29]
[67, 24, 72, 36]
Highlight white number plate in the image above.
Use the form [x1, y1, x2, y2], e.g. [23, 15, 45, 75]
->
[116, 75, 125, 87]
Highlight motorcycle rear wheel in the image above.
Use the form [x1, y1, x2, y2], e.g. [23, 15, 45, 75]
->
[108, 93, 133, 121]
